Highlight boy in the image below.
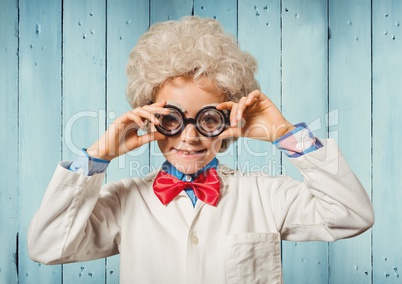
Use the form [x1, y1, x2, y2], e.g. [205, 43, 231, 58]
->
[28, 16, 374, 284]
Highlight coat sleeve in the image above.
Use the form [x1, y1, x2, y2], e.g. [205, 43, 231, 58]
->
[264, 138, 374, 242]
[27, 161, 122, 264]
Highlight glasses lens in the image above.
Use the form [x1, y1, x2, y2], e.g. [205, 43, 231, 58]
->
[197, 108, 226, 136]
[156, 108, 183, 135]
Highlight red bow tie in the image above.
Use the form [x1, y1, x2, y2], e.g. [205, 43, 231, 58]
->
[153, 168, 220, 206]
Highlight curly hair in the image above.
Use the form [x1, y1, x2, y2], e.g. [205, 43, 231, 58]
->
[126, 16, 260, 152]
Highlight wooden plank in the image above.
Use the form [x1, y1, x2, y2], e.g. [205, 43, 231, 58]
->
[150, 0, 193, 24]
[281, 0, 329, 283]
[62, 0, 106, 282]
[105, 0, 149, 282]
[372, 0, 402, 283]
[328, 0, 373, 283]
[18, 0, 63, 282]
[194, 0, 237, 36]
[237, 0, 282, 176]
[0, 0, 19, 283]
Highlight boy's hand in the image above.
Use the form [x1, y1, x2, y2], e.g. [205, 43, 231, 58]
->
[216, 90, 295, 142]
[86, 101, 169, 161]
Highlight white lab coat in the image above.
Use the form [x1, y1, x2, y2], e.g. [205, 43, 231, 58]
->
[28, 139, 374, 284]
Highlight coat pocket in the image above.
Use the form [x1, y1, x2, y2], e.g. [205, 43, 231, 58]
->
[225, 232, 282, 284]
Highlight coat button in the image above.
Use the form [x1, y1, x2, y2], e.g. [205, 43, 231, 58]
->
[191, 233, 199, 245]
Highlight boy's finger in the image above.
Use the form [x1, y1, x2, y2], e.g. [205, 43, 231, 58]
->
[230, 103, 239, 127]
[218, 127, 241, 139]
[246, 90, 261, 104]
[117, 111, 144, 128]
[142, 105, 170, 116]
[216, 101, 234, 110]
[149, 100, 167, 107]
[137, 131, 166, 146]
[236, 97, 247, 121]
[133, 108, 161, 125]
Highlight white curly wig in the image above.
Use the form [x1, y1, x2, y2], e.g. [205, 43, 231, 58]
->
[126, 16, 260, 152]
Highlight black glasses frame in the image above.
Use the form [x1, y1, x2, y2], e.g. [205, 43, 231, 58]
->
[155, 104, 230, 137]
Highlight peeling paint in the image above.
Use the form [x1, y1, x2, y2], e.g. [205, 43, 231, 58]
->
[35, 24, 41, 35]
[109, 111, 116, 120]
[254, 6, 260, 17]
[394, 267, 399, 278]
[79, 266, 85, 277]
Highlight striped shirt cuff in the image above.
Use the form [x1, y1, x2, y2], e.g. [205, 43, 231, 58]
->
[273, 122, 323, 158]
[68, 148, 110, 176]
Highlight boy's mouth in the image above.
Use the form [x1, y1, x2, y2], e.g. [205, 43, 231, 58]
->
[172, 148, 207, 156]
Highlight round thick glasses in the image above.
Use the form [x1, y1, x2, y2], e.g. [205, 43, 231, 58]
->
[155, 105, 230, 137]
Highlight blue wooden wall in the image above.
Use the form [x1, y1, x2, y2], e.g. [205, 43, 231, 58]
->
[0, 0, 401, 283]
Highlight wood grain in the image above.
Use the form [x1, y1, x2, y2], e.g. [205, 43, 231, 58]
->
[328, 0, 373, 282]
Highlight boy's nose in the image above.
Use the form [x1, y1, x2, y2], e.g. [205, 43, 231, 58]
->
[180, 123, 200, 143]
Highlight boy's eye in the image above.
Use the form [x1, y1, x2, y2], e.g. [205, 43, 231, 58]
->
[202, 116, 218, 125]
[161, 114, 181, 129]
[199, 112, 221, 129]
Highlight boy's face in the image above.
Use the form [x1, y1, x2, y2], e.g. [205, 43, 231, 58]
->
[155, 76, 226, 174]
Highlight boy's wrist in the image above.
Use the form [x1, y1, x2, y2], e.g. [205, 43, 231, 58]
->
[86, 147, 113, 161]
[84, 148, 112, 163]
[275, 123, 296, 141]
